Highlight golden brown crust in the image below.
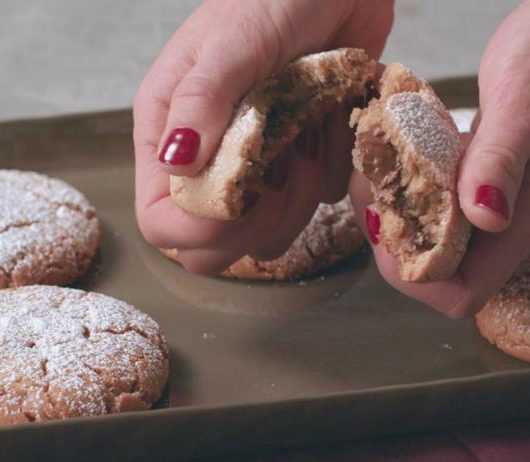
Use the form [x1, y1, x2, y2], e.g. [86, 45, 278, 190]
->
[161, 198, 364, 280]
[0, 286, 169, 425]
[0, 170, 100, 288]
[171, 48, 377, 220]
[352, 64, 471, 282]
[476, 269, 530, 363]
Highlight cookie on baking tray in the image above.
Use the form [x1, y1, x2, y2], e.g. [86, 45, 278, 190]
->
[161, 197, 365, 281]
[0, 170, 100, 288]
[170, 48, 377, 220]
[351, 63, 471, 282]
[476, 265, 530, 363]
[0, 285, 169, 425]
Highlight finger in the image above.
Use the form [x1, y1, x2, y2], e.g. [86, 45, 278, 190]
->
[175, 184, 293, 274]
[251, 148, 322, 260]
[136, 196, 231, 250]
[351, 165, 530, 319]
[319, 106, 355, 204]
[154, 3, 294, 177]
[333, 0, 395, 59]
[133, 15, 204, 215]
[176, 247, 244, 276]
[349, 170, 471, 319]
[470, 108, 481, 135]
[156, 0, 373, 178]
[455, 167, 530, 314]
[458, 1, 530, 232]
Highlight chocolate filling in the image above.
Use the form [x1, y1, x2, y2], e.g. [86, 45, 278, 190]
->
[236, 76, 374, 206]
[358, 129, 446, 259]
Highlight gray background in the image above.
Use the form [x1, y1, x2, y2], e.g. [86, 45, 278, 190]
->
[0, 0, 520, 121]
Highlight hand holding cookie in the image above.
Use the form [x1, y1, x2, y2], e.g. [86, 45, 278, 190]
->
[350, 1, 530, 318]
[133, 0, 394, 275]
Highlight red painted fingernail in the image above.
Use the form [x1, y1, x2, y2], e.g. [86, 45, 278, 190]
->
[159, 128, 200, 166]
[365, 208, 380, 245]
[475, 185, 509, 220]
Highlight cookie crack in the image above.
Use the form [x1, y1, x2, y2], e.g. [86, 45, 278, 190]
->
[83, 362, 146, 413]
[8, 183, 94, 221]
[102, 325, 149, 340]
[40, 359, 48, 376]
[0, 220, 40, 236]
[303, 241, 316, 261]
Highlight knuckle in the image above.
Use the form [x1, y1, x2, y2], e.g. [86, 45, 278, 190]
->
[174, 73, 218, 103]
[483, 144, 526, 187]
[238, 13, 281, 68]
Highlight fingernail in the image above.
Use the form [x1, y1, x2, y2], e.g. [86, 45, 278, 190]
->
[475, 185, 509, 220]
[159, 128, 200, 166]
[365, 208, 380, 245]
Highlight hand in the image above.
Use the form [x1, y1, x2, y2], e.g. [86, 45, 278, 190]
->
[350, 0, 530, 318]
[134, 0, 394, 274]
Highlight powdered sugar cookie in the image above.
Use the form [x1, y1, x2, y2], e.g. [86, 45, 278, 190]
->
[0, 170, 100, 288]
[161, 197, 364, 280]
[0, 285, 169, 425]
[351, 64, 471, 282]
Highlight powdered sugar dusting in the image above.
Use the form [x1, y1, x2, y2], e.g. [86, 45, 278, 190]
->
[0, 286, 169, 424]
[386, 92, 461, 181]
[224, 197, 363, 280]
[0, 170, 100, 288]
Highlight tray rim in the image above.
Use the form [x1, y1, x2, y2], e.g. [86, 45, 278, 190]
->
[0, 366, 528, 435]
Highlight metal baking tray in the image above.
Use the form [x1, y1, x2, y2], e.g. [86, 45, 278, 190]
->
[1, 77, 529, 462]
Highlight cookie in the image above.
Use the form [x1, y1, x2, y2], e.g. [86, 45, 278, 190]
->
[351, 64, 471, 282]
[161, 197, 364, 280]
[0, 170, 100, 288]
[476, 268, 530, 363]
[0, 285, 169, 425]
[170, 48, 377, 220]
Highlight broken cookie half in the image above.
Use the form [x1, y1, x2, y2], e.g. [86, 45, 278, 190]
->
[170, 48, 377, 220]
[352, 64, 471, 282]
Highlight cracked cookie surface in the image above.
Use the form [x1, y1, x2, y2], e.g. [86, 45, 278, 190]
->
[0, 285, 169, 425]
[161, 197, 364, 280]
[0, 170, 100, 288]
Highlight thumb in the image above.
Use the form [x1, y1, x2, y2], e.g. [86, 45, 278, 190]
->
[458, 101, 530, 232]
[458, 1, 530, 232]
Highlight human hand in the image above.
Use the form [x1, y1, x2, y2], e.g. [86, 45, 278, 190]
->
[134, 0, 394, 274]
[350, 0, 530, 318]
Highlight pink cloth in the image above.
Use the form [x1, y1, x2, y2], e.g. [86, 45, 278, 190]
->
[227, 422, 530, 461]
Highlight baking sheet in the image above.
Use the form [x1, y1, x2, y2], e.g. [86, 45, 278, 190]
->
[1, 77, 529, 462]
